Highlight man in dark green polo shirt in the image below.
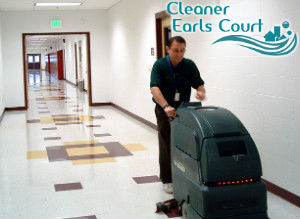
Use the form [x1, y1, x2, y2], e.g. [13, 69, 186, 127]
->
[150, 36, 206, 194]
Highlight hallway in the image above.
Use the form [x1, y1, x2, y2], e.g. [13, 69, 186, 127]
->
[0, 0, 299, 218]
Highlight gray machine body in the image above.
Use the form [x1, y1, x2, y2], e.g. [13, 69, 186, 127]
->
[171, 102, 268, 219]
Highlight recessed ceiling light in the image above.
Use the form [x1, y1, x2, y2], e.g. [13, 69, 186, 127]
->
[34, 2, 82, 7]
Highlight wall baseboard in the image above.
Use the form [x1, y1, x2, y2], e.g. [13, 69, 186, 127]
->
[65, 79, 77, 87]
[262, 178, 300, 207]
[91, 102, 112, 107]
[0, 108, 5, 123]
[110, 103, 158, 130]
[5, 107, 27, 111]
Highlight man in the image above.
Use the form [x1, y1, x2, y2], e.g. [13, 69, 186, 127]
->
[150, 36, 206, 194]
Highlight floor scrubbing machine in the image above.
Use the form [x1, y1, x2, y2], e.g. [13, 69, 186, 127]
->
[171, 102, 268, 219]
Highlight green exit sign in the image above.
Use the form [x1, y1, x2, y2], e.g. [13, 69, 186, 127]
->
[51, 19, 62, 29]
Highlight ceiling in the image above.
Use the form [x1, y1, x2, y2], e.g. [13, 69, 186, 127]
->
[26, 35, 64, 50]
[0, 0, 121, 11]
[26, 34, 86, 51]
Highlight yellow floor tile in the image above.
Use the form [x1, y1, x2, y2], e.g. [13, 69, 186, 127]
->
[71, 157, 116, 165]
[66, 146, 109, 156]
[27, 150, 48, 159]
[78, 115, 93, 121]
[55, 120, 82, 124]
[123, 144, 147, 152]
[52, 115, 81, 119]
[63, 140, 99, 146]
[44, 97, 65, 101]
[40, 117, 54, 124]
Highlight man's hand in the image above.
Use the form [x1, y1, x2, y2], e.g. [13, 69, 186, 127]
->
[164, 106, 176, 118]
[195, 90, 206, 101]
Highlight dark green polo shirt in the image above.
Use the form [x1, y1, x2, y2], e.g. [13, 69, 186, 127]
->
[150, 56, 204, 108]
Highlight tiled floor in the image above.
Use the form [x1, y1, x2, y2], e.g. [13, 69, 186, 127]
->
[0, 70, 299, 219]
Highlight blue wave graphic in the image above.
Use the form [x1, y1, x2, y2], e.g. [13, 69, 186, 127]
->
[212, 34, 297, 56]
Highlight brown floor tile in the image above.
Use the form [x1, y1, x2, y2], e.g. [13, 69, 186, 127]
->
[27, 119, 40, 123]
[46, 146, 68, 162]
[42, 127, 57, 130]
[91, 115, 105, 119]
[53, 117, 80, 122]
[62, 215, 97, 219]
[94, 133, 111, 137]
[39, 111, 51, 114]
[86, 125, 101, 127]
[54, 182, 83, 192]
[132, 175, 161, 184]
[44, 137, 61, 141]
[56, 122, 82, 125]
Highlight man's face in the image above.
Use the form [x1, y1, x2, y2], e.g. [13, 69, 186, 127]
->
[166, 41, 186, 64]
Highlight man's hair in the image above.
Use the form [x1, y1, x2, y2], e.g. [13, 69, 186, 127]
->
[167, 36, 186, 47]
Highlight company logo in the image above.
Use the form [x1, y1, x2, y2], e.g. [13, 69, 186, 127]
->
[213, 21, 297, 56]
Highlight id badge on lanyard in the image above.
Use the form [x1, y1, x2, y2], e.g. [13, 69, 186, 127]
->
[174, 90, 180, 101]
[166, 56, 180, 102]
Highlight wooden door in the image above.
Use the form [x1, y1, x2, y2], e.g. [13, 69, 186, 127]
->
[27, 54, 41, 69]
[57, 50, 64, 80]
[155, 11, 171, 59]
[74, 43, 78, 85]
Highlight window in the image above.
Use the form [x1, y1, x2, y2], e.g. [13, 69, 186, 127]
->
[28, 56, 33, 63]
[35, 55, 40, 62]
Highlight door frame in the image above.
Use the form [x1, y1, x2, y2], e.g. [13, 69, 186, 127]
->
[155, 10, 171, 60]
[74, 42, 78, 85]
[22, 32, 93, 108]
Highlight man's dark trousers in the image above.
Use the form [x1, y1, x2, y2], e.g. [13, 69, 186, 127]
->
[155, 104, 172, 183]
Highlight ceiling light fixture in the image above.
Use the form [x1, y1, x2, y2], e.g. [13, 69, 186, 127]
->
[34, 2, 82, 7]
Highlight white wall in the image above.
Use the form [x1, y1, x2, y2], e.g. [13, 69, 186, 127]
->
[0, 12, 4, 115]
[198, 0, 300, 196]
[107, 0, 300, 196]
[64, 36, 77, 84]
[60, 35, 88, 88]
[108, 0, 170, 123]
[0, 9, 111, 107]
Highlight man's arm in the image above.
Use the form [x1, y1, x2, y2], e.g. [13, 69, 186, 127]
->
[150, 87, 176, 117]
[150, 87, 168, 108]
[195, 85, 206, 101]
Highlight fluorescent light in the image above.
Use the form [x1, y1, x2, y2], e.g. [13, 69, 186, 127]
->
[34, 2, 82, 7]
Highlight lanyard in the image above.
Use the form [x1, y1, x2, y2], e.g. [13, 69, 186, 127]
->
[166, 55, 180, 91]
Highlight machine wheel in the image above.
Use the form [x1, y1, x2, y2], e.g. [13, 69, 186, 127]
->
[181, 201, 188, 219]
